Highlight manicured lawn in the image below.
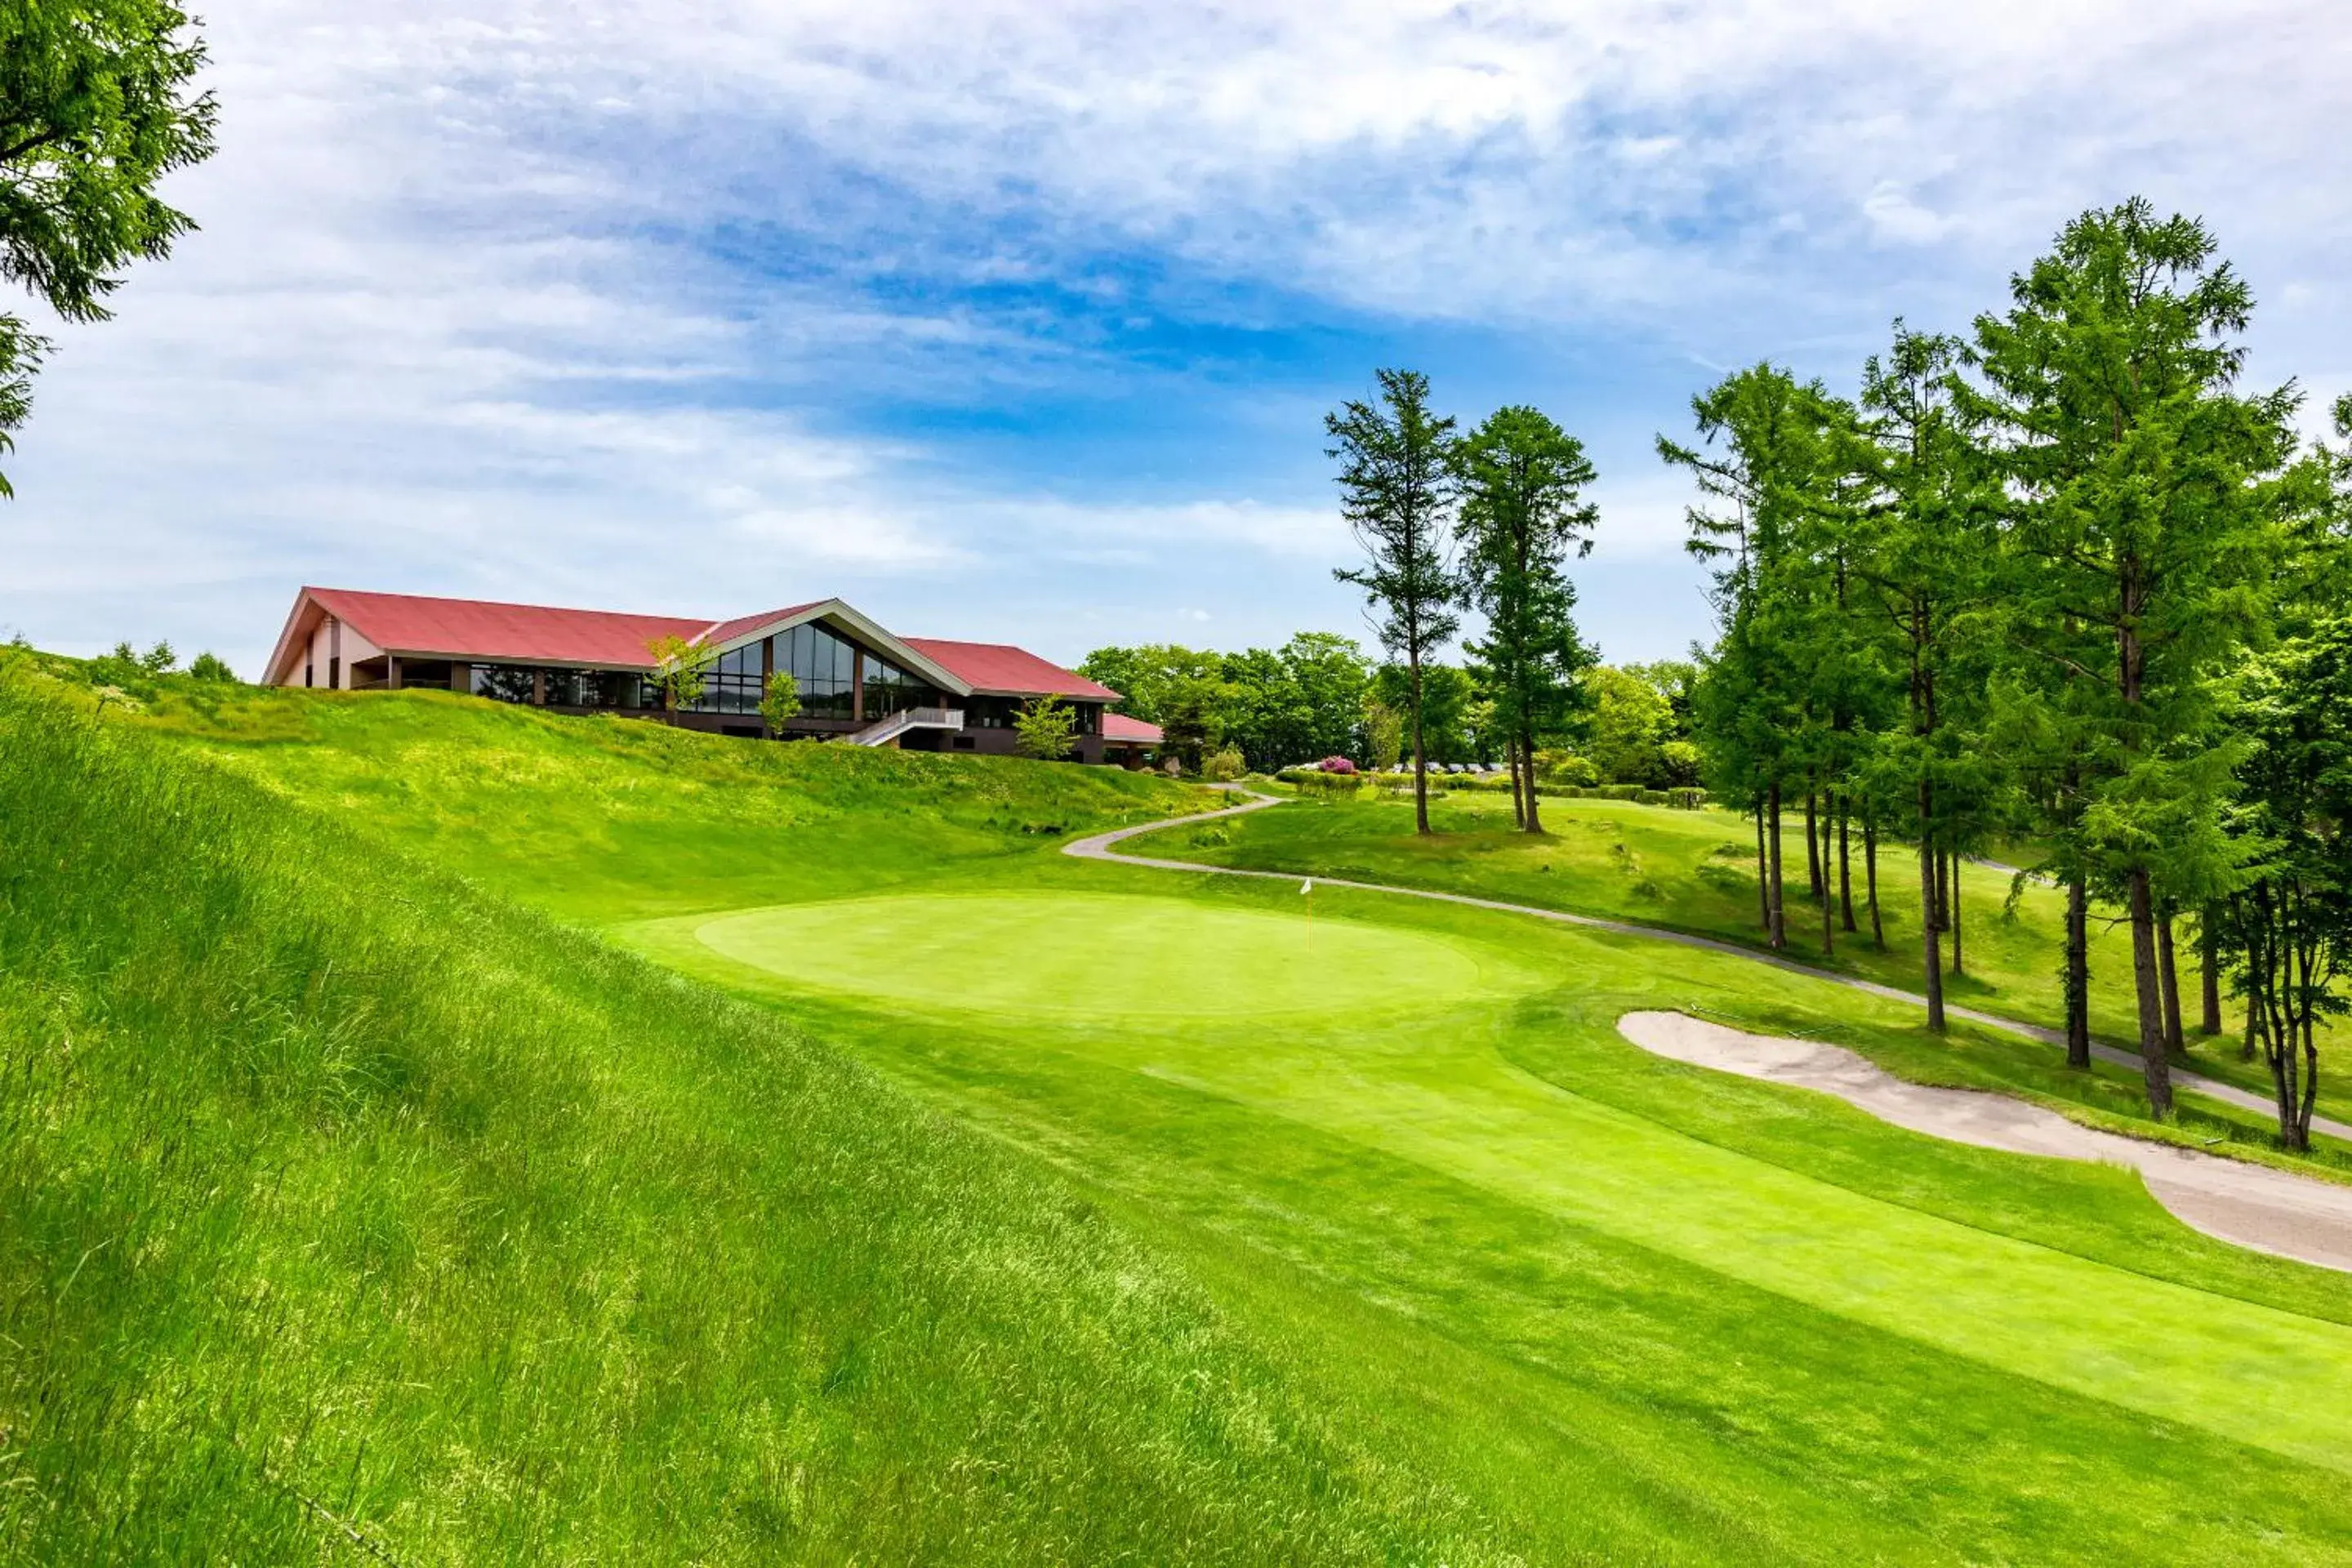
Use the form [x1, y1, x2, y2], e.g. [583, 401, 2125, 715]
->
[1134, 786, 2352, 1130]
[49, 680, 2352, 1561]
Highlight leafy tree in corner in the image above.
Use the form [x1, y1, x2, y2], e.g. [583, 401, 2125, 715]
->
[758, 670, 800, 737]
[1963, 198, 2306, 1116]
[1012, 693, 1076, 761]
[1450, 404, 1599, 833]
[644, 634, 715, 719]
[0, 1, 217, 495]
[1329, 368, 1459, 834]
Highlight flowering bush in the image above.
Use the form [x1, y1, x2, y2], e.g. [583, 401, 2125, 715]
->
[1316, 755, 1357, 774]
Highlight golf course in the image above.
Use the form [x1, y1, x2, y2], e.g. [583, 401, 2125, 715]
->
[7, 670, 2348, 1562]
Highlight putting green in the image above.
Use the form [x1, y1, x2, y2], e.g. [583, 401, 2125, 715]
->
[692, 891, 1543, 1020]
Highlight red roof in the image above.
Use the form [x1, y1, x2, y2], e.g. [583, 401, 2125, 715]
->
[902, 637, 1120, 700]
[302, 587, 710, 667]
[1102, 712, 1163, 743]
[698, 601, 824, 647]
[269, 586, 1121, 701]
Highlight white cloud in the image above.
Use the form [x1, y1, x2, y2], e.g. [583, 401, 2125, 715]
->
[3, 0, 2346, 672]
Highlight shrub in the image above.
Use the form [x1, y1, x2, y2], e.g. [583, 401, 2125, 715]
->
[187, 651, 237, 684]
[1200, 746, 1246, 782]
[1316, 755, 1357, 774]
[1536, 751, 1600, 788]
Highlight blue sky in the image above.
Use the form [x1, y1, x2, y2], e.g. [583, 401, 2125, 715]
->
[5, 0, 2347, 676]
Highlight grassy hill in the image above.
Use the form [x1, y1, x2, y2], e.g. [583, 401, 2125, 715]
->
[16, 669, 2352, 1562]
[0, 668, 1480, 1562]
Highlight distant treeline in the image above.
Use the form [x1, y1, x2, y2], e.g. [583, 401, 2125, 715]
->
[1078, 639, 1699, 786]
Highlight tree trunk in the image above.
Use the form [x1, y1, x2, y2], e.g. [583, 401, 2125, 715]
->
[1948, 853, 1963, 977]
[1806, 791, 1824, 899]
[2064, 876, 2091, 1070]
[2198, 908, 2222, 1036]
[1766, 783, 1786, 951]
[1409, 650, 1430, 835]
[2158, 909, 2185, 1055]
[1838, 798, 1855, 933]
[2127, 869, 2174, 1116]
[1864, 818, 1885, 949]
[1521, 729, 1544, 834]
[1508, 733, 1526, 830]
[1753, 800, 1770, 934]
[1918, 791, 1944, 1033]
[1820, 836, 1834, 958]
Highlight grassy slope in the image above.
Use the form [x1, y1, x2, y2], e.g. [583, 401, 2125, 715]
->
[125, 683, 2352, 1563]
[0, 672, 1491, 1564]
[1138, 786, 2352, 1134]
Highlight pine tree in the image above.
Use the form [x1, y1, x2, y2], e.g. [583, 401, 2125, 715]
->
[1329, 369, 1459, 835]
[1450, 405, 1600, 834]
[1964, 199, 2303, 1115]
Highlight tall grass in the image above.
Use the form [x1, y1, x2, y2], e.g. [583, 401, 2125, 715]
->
[0, 669, 1489, 1563]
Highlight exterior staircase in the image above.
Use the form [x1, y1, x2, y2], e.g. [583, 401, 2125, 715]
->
[846, 706, 964, 746]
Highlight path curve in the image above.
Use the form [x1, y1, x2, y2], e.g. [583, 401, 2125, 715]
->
[1067, 790, 2352, 1143]
[1617, 1010, 2352, 1273]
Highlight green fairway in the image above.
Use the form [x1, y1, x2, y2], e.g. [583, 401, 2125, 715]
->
[28, 679, 2352, 1561]
[695, 891, 1534, 1019]
[662, 885, 2352, 1475]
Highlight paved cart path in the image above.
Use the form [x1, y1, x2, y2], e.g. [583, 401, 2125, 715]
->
[1067, 790, 2352, 1144]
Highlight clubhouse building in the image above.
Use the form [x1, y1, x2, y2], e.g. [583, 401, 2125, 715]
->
[262, 586, 1163, 766]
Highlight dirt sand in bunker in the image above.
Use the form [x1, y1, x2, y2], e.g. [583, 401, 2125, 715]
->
[1617, 1010, 2352, 1275]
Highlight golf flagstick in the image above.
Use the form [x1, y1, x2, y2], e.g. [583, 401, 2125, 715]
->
[1302, 877, 1312, 953]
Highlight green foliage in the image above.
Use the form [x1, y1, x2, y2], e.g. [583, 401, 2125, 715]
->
[1012, 692, 1076, 760]
[644, 632, 715, 715]
[1329, 368, 1459, 830]
[1581, 665, 1678, 786]
[1450, 403, 1601, 822]
[1967, 198, 2314, 1094]
[1359, 694, 1403, 773]
[758, 667, 801, 736]
[1370, 662, 1480, 763]
[2217, 618, 2352, 1148]
[1082, 635, 1371, 773]
[185, 649, 233, 682]
[0, 0, 217, 492]
[1200, 745, 1245, 782]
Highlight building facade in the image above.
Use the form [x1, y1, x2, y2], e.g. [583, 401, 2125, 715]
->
[262, 587, 1162, 764]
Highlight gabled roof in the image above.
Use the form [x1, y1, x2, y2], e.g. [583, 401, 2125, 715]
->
[1102, 712, 1163, 743]
[700, 598, 973, 697]
[697, 601, 824, 648]
[266, 587, 712, 683]
[901, 638, 1120, 701]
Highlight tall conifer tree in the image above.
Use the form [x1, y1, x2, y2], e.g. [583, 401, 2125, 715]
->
[1965, 199, 2302, 1115]
[1329, 369, 1459, 834]
[1450, 405, 1599, 834]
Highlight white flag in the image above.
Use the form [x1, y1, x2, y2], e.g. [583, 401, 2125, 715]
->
[1301, 878, 1312, 894]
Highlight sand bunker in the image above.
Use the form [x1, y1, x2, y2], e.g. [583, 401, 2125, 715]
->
[1618, 1010, 2352, 1275]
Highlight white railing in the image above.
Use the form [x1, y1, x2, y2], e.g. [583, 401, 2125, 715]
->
[847, 706, 964, 746]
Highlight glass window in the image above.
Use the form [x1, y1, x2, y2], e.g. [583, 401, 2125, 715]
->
[471, 663, 537, 704]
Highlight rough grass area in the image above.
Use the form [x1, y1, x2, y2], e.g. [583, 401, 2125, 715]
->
[1128, 786, 2352, 1134]
[121, 680, 1214, 922]
[0, 671, 1493, 1563]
